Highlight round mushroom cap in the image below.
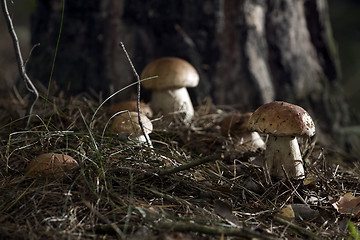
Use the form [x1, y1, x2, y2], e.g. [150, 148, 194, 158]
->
[220, 112, 253, 136]
[111, 111, 153, 135]
[25, 153, 78, 177]
[140, 57, 199, 91]
[247, 101, 315, 137]
[110, 101, 153, 118]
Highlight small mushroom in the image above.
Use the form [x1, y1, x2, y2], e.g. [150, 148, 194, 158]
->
[110, 100, 153, 118]
[25, 153, 78, 178]
[247, 101, 315, 179]
[140, 57, 199, 123]
[220, 112, 265, 151]
[111, 111, 153, 146]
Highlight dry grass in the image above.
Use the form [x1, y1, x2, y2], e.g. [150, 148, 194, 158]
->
[0, 94, 359, 240]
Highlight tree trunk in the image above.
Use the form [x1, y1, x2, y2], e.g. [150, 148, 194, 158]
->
[28, 0, 352, 151]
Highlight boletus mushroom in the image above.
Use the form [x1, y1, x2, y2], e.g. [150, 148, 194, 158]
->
[25, 153, 78, 178]
[220, 112, 265, 152]
[111, 111, 153, 146]
[247, 101, 315, 179]
[140, 57, 199, 123]
[110, 100, 153, 118]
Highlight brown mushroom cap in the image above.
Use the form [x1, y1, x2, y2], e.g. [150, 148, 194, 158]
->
[25, 153, 78, 177]
[140, 57, 199, 91]
[247, 101, 315, 137]
[220, 112, 253, 136]
[110, 101, 153, 118]
[111, 111, 153, 135]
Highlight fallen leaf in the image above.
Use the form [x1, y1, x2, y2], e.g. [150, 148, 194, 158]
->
[303, 174, 318, 189]
[277, 204, 320, 221]
[331, 193, 360, 217]
[214, 200, 238, 224]
[291, 204, 320, 220]
[278, 205, 295, 219]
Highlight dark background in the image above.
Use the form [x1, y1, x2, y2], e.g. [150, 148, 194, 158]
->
[0, 0, 359, 157]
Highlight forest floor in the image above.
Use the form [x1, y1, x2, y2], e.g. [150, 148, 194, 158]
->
[0, 93, 359, 240]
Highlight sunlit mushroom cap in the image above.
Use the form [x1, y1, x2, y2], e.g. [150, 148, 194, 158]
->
[247, 101, 315, 137]
[110, 101, 153, 118]
[140, 57, 199, 91]
[111, 111, 153, 135]
[25, 153, 78, 177]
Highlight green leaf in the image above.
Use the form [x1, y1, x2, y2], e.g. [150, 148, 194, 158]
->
[347, 219, 360, 240]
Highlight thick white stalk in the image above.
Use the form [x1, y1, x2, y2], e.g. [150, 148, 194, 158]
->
[150, 87, 194, 122]
[264, 135, 304, 179]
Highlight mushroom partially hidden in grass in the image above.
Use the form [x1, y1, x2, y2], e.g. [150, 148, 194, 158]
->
[220, 112, 265, 152]
[110, 100, 153, 118]
[111, 111, 153, 146]
[25, 153, 78, 178]
[140, 57, 199, 123]
[247, 101, 315, 179]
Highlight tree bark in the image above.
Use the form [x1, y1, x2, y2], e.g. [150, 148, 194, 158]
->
[28, 0, 351, 150]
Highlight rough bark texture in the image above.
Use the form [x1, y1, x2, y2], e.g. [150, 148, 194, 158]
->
[28, 0, 351, 150]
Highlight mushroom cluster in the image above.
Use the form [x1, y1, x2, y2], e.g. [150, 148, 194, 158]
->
[248, 101, 315, 179]
[140, 57, 199, 123]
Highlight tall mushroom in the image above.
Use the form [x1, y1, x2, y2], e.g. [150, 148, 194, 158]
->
[247, 101, 315, 179]
[220, 112, 265, 152]
[111, 111, 153, 146]
[140, 57, 199, 123]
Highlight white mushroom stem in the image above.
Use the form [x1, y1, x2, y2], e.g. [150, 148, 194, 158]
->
[264, 135, 304, 179]
[150, 87, 194, 123]
[129, 133, 153, 148]
[117, 132, 153, 147]
[238, 132, 265, 151]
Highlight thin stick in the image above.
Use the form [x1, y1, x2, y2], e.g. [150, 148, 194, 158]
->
[158, 153, 223, 176]
[281, 165, 308, 205]
[47, 0, 65, 100]
[119, 42, 151, 147]
[1, 0, 39, 128]
[123, 169, 134, 235]
[83, 200, 125, 239]
[274, 216, 322, 240]
[156, 221, 277, 239]
[24, 43, 40, 70]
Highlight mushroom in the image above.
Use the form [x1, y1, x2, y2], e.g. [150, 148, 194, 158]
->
[220, 112, 265, 151]
[140, 57, 199, 122]
[25, 153, 78, 178]
[110, 100, 153, 118]
[247, 101, 315, 179]
[111, 111, 153, 146]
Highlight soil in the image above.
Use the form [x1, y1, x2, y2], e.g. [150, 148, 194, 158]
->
[0, 94, 359, 239]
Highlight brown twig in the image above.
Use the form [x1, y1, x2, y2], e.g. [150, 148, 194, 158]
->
[119, 42, 151, 147]
[83, 200, 125, 239]
[156, 220, 279, 239]
[158, 153, 223, 176]
[281, 165, 307, 205]
[1, 0, 39, 128]
[274, 216, 322, 240]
